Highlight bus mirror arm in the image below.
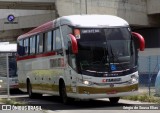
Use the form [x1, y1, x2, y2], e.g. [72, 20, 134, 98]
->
[132, 32, 145, 51]
[69, 34, 78, 54]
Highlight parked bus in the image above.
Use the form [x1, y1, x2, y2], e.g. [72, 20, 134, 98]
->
[17, 15, 145, 104]
[0, 43, 18, 92]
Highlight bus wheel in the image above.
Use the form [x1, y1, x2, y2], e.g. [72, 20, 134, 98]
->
[59, 82, 69, 104]
[27, 81, 35, 98]
[27, 81, 42, 98]
[109, 97, 120, 104]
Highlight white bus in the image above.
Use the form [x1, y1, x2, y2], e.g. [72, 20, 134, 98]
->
[0, 43, 18, 92]
[17, 15, 145, 104]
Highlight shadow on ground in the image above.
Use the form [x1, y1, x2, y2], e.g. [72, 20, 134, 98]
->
[13, 95, 131, 110]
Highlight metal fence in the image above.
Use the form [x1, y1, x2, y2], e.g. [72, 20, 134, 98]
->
[138, 55, 160, 95]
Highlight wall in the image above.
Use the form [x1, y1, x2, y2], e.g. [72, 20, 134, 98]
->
[147, 0, 160, 14]
[56, 0, 148, 26]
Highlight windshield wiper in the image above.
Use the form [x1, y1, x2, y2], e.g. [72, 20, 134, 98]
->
[108, 44, 126, 71]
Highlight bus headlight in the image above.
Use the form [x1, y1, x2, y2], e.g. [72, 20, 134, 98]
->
[131, 74, 138, 83]
[76, 78, 93, 86]
[0, 80, 3, 83]
[83, 80, 92, 85]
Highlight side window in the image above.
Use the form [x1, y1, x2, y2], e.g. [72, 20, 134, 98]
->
[44, 33, 47, 52]
[47, 31, 52, 52]
[39, 34, 44, 53]
[55, 28, 62, 50]
[30, 36, 36, 54]
[44, 31, 52, 52]
[18, 40, 24, 56]
[36, 35, 40, 53]
[53, 30, 56, 51]
[61, 25, 72, 49]
[24, 38, 29, 55]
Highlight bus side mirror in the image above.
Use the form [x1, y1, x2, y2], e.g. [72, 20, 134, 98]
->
[69, 34, 78, 54]
[132, 32, 145, 51]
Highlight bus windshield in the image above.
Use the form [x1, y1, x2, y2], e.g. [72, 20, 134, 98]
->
[76, 27, 136, 76]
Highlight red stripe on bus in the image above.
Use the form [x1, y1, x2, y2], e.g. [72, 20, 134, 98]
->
[16, 51, 56, 61]
[18, 21, 54, 40]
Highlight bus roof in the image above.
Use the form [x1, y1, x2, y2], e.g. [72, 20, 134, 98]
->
[18, 15, 129, 40]
[0, 44, 17, 52]
[59, 15, 129, 27]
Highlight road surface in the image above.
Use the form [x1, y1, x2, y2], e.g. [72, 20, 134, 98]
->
[0, 93, 160, 113]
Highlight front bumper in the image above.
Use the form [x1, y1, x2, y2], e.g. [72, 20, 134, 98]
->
[68, 84, 138, 99]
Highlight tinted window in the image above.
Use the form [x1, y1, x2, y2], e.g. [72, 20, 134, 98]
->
[36, 35, 40, 53]
[24, 38, 29, 55]
[53, 30, 56, 51]
[47, 31, 52, 51]
[18, 40, 25, 56]
[37, 34, 44, 53]
[61, 25, 72, 49]
[30, 36, 36, 54]
[44, 31, 52, 52]
[55, 29, 62, 50]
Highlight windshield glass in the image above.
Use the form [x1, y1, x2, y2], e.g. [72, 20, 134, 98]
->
[76, 28, 136, 76]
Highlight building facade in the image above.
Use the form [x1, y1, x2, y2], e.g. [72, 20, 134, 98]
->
[0, 0, 160, 48]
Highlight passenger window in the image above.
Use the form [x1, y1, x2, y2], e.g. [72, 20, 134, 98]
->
[30, 36, 36, 54]
[47, 31, 52, 52]
[36, 35, 40, 53]
[55, 28, 62, 50]
[44, 31, 52, 52]
[18, 40, 25, 56]
[37, 34, 44, 53]
[24, 38, 29, 55]
[61, 25, 72, 49]
[53, 30, 56, 51]
[44, 33, 47, 52]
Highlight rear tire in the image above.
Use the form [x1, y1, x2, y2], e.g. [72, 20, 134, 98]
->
[109, 97, 120, 104]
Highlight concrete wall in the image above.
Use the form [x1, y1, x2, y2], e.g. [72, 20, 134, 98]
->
[0, 0, 55, 3]
[0, 10, 56, 41]
[0, 9, 54, 19]
[56, 0, 148, 26]
[0, 11, 56, 31]
[147, 0, 160, 14]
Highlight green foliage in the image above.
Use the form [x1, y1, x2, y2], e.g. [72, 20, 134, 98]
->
[122, 93, 160, 104]
[0, 99, 26, 105]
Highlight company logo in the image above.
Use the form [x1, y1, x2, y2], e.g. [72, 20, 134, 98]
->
[4, 14, 18, 24]
[102, 78, 121, 83]
[7, 14, 15, 22]
[2, 105, 12, 110]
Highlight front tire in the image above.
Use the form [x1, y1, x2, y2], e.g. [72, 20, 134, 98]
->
[27, 81, 42, 99]
[109, 97, 120, 104]
[59, 81, 68, 104]
[59, 81, 74, 104]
